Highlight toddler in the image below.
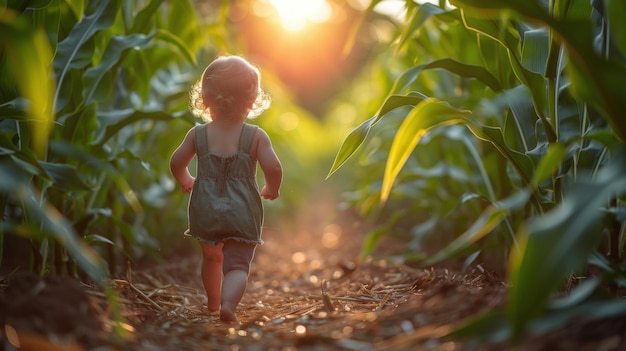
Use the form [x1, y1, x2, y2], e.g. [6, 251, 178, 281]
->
[170, 55, 283, 324]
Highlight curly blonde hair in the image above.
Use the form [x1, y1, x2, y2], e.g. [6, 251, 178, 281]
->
[189, 55, 271, 122]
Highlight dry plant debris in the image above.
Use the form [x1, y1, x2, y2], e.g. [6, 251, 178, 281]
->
[1, 217, 625, 350]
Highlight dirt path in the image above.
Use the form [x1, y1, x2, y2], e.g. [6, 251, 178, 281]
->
[114, 252, 505, 351]
[2, 189, 624, 350]
[101, 212, 508, 351]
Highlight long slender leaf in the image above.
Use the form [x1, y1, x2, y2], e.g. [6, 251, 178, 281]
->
[453, 0, 626, 147]
[507, 158, 626, 337]
[0, 169, 107, 281]
[40, 161, 93, 191]
[605, 0, 626, 56]
[129, 0, 165, 34]
[502, 86, 541, 153]
[458, 11, 554, 141]
[330, 54, 507, 179]
[521, 28, 549, 75]
[83, 34, 154, 105]
[396, 2, 446, 54]
[64, 0, 85, 22]
[382, 100, 471, 202]
[376, 93, 429, 124]
[327, 93, 428, 177]
[424, 189, 530, 264]
[327, 116, 377, 178]
[155, 29, 197, 66]
[531, 143, 566, 187]
[93, 109, 179, 146]
[0, 11, 54, 160]
[49, 141, 143, 215]
[392, 58, 503, 94]
[53, 0, 120, 112]
[467, 125, 535, 190]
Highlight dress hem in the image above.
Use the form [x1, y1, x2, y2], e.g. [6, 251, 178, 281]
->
[184, 231, 263, 246]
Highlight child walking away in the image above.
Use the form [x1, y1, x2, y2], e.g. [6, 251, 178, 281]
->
[169, 55, 283, 324]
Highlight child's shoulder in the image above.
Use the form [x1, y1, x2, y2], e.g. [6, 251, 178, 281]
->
[246, 123, 269, 136]
[183, 124, 202, 140]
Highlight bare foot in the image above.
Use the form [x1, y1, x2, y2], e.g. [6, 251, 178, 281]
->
[207, 304, 220, 314]
[219, 306, 240, 325]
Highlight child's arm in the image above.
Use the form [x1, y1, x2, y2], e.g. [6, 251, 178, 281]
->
[255, 129, 282, 200]
[170, 128, 197, 194]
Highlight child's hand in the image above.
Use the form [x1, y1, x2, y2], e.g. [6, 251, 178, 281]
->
[261, 185, 279, 200]
[181, 177, 195, 194]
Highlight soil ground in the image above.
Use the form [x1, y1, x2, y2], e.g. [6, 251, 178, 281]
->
[1, 190, 625, 350]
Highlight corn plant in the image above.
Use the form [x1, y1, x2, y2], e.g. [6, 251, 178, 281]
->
[0, 0, 219, 279]
[329, 0, 626, 340]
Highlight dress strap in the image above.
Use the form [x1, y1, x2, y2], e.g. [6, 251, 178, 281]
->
[238, 123, 259, 154]
[194, 124, 208, 157]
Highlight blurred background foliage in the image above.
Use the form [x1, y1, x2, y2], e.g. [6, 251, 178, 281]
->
[328, 0, 626, 342]
[1, 0, 626, 345]
[0, 0, 387, 279]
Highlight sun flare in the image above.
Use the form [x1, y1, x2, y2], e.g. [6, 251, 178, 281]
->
[267, 0, 332, 32]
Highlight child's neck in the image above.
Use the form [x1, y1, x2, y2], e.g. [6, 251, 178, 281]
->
[211, 118, 244, 129]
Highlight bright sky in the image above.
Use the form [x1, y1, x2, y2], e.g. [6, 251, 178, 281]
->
[266, 0, 443, 32]
[372, 0, 445, 18]
[266, 0, 332, 31]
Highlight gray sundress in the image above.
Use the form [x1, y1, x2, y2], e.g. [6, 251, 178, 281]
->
[185, 123, 264, 245]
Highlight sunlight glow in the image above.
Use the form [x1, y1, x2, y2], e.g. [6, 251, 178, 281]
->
[267, 0, 332, 32]
[292, 251, 306, 264]
[295, 325, 307, 335]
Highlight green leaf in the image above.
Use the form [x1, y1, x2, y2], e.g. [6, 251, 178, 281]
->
[446, 310, 511, 343]
[83, 34, 154, 105]
[454, 0, 626, 150]
[327, 116, 376, 178]
[84, 234, 133, 260]
[396, 2, 446, 54]
[580, 131, 621, 150]
[49, 141, 116, 174]
[548, 277, 600, 310]
[8, 184, 108, 281]
[376, 93, 429, 124]
[502, 86, 537, 153]
[468, 125, 535, 189]
[8, 0, 53, 9]
[64, 0, 85, 22]
[48, 141, 143, 215]
[0, 132, 49, 178]
[606, 0, 626, 57]
[531, 143, 566, 187]
[40, 161, 93, 191]
[507, 159, 626, 337]
[392, 58, 503, 94]
[531, 298, 626, 336]
[84, 234, 116, 246]
[341, 0, 384, 57]
[451, 0, 551, 21]
[382, 99, 471, 202]
[0, 11, 54, 160]
[166, 0, 202, 54]
[521, 28, 549, 75]
[359, 227, 390, 260]
[93, 109, 177, 146]
[458, 11, 550, 134]
[327, 93, 428, 178]
[424, 189, 530, 265]
[129, 0, 165, 34]
[155, 29, 197, 66]
[53, 0, 120, 112]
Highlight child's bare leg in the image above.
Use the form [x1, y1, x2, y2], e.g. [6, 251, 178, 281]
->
[219, 269, 248, 324]
[200, 242, 224, 312]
